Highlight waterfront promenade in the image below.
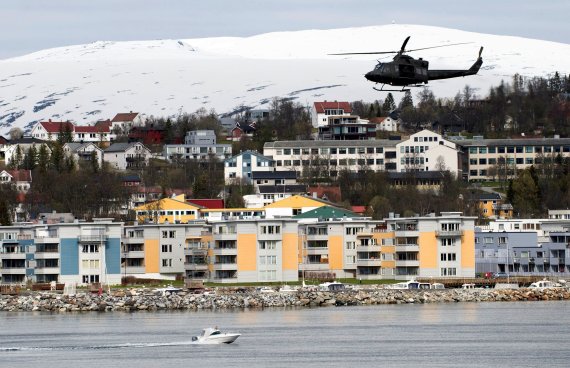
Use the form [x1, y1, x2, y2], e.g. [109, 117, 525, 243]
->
[1, 286, 570, 312]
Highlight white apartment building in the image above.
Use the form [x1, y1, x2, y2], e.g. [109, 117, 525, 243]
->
[164, 130, 232, 162]
[224, 151, 274, 184]
[263, 140, 399, 177]
[311, 101, 353, 128]
[396, 130, 460, 176]
[454, 137, 570, 181]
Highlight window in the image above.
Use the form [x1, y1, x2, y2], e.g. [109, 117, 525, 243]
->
[162, 259, 172, 267]
[484, 237, 493, 244]
[261, 225, 281, 234]
[346, 255, 356, 264]
[346, 241, 356, 250]
[161, 244, 173, 252]
[82, 244, 99, 253]
[259, 241, 277, 250]
[498, 237, 507, 244]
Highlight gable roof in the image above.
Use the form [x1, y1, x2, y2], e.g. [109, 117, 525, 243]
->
[258, 185, 307, 194]
[74, 125, 109, 133]
[112, 112, 138, 122]
[252, 171, 297, 180]
[134, 197, 201, 211]
[187, 199, 225, 209]
[39, 121, 75, 133]
[264, 194, 330, 209]
[293, 205, 359, 219]
[104, 142, 149, 153]
[1, 169, 32, 182]
[313, 101, 352, 114]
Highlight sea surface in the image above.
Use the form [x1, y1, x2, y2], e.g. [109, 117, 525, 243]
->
[1, 301, 569, 368]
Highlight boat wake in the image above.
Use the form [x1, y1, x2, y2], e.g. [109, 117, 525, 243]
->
[0, 341, 197, 352]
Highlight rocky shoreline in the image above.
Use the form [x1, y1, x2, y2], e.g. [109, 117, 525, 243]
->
[2, 286, 570, 312]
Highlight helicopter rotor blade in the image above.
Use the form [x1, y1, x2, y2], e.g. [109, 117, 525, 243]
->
[479, 46, 484, 57]
[404, 42, 474, 53]
[328, 51, 398, 55]
[400, 36, 411, 54]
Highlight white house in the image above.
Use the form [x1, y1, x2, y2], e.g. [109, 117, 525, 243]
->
[110, 112, 142, 134]
[224, 151, 274, 184]
[103, 142, 152, 170]
[0, 169, 32, 193]
[63, 142, 104, 168]
[311, 101, 352, 128]
[396, 130, 459, 176]
[4, 138, 51, 167]
[371, 116, 400, 132]
[30, 120, 111, 143]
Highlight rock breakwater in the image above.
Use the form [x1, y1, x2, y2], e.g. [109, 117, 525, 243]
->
[2, 287, 570, 312]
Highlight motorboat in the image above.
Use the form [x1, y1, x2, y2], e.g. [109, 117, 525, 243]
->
[461, 283, 476, 290]
[191, 327, 241, 344]
[388, 279, 431, 290]
[430, 283, 445, 290]
[156, 285, 183, 295]
[258, 286, 276, 293]
[278, 285, 298, 293]
[318, 281, 346, 292]
[529, 279, 562, 289]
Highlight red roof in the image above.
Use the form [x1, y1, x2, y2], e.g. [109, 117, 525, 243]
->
[307, 185, 342, 203]
[40, 121, 75, 133]
[75, 125, 110, 133]
[6, 169, 32, 182]
[95, 120, 112, 129]
[351, 206, 367, 215]
[112, 112, 138, 122]
[369, 117, 387, 124]
[187, 199, 225, 209]
[313, 101, 352, 114]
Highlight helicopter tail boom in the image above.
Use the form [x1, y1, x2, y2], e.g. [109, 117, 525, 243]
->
[427, 46, 483, 81]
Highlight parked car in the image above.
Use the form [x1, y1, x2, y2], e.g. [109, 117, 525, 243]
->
[493, 272, 508, 279]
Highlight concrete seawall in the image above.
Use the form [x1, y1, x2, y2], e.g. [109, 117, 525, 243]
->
[2, 287, 570, 312]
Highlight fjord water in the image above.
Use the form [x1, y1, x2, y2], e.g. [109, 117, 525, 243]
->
[1, 302, 569, 368]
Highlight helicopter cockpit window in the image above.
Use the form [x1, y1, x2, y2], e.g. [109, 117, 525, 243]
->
[374, 64, 384, 71]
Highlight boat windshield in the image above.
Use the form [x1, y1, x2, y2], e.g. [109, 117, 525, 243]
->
[211, 331, 221, 335]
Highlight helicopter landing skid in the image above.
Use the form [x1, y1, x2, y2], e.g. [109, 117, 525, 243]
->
[373, 84, 422, 92]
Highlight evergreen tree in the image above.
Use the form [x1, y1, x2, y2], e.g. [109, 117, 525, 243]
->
[398, 90, 414, 109]
[11, 145, 23, 169]
[382, 93, 396, 112]
[23, 146, 37, 170]
[37, 144, 50, 173]
[0, 200, 12, 226]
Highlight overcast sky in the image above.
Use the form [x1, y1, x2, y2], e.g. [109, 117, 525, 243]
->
[1, 0, 568, 59]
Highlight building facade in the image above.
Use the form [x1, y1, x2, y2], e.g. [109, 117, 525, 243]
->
[164, 130, 232, 162]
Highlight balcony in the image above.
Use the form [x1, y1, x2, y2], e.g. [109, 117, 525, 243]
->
[0, 253, 26, 260]
[212, 263, 237, 271]
[185, 263, 209, 271]
[123, 266, 146, 274]
[395, 260, 420, 267]
[1, 268, 26, 275]
[213, 247, 237, 256]
[79, 234, 107, 242]
[394, 244, 419, 252]
[357, 244, 381, 252]
[122, 237, 145, 245]
[124, 251, 145, 259]
[34, 252, 60, 260]
[35, 267, 60, 275]
[435, 230, 463, 237]
[356, 258, 380, 266]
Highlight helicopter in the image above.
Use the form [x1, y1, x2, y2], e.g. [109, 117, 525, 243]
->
[330, 36, 483, 92]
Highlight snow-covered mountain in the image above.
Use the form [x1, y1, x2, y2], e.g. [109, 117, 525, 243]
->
[1, 24, 569, 135]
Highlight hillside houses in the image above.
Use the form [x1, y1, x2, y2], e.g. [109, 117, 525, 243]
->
[104, 142, 152, 170]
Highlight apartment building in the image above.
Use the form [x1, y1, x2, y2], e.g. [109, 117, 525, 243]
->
[296, 209, 476, 280]
[0, 219, 122, 285]
[396, 130, 460, 176]
[224, 151, 274, 184]
[263, 140, 399, 177]
[455, 137, 570, 181]
[164, 130, 232, 162]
